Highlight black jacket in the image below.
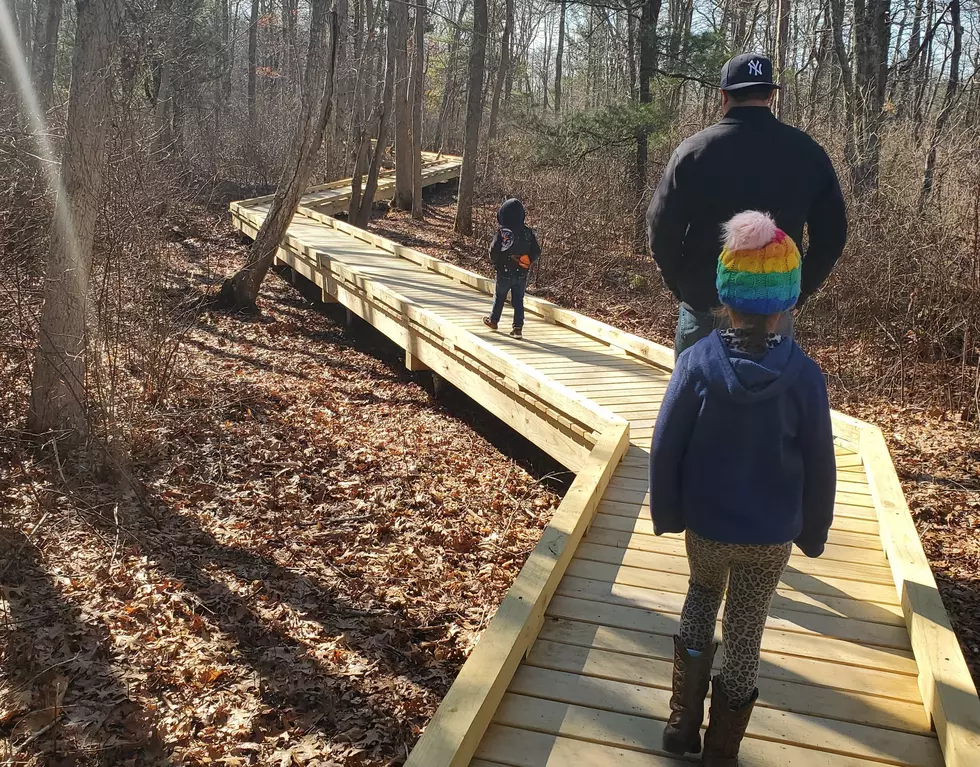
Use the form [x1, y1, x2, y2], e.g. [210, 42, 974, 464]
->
[490, 198, 541, 277]
[647, 107, 847, 311]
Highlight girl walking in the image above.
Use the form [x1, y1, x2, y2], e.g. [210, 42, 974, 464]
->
[649, 211, 837, 765]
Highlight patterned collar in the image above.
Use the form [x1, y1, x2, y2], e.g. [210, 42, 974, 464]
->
[720, 327, 783, 356]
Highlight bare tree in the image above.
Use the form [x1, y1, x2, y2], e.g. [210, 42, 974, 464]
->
[247, 0, 260, 136]
[27, 0, 125, 438]
[221, 0, 343, 309]
[775, 0, 791, 119]
[486, 0, 513, 147]
[410, 0, 426, 219]
[831, 0, 892, 193]
[919, 0, 962, 209]
[30, 0, 63, 109]
[635, 0, 662, 240]
[353, 0, 397, 227]
[554, 0, 565, 112]
[433, 0, 469, 151]
[393, 0, 413, 210]
[453, 0, 488, 235]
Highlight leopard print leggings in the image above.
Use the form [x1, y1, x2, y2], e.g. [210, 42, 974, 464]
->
[679, 530, 792, 707]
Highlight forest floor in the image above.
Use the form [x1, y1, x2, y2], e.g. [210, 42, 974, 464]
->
[0, 212, 563, 765]
[1, 190, 978, 767]
[374, 188, 980, 688]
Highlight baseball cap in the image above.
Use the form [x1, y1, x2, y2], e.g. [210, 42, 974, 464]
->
[720, 53, 781, 91]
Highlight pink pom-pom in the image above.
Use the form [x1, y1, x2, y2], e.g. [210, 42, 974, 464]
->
[723, 211, 778, 251]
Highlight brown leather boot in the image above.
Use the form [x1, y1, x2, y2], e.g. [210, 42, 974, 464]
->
[662, 636, 717, 754]
[702, 676, 758, 766]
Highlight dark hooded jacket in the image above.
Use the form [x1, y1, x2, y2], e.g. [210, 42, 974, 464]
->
[648, 330, 836, 557]
[490, 198, 541, 277]
[646, 106, 847, 311]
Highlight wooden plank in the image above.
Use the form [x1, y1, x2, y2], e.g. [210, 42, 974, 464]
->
[566, 554, 903, 607]
[476, 725, 687, 767]
[505, 669, 942, 766]
[558, 568, 905, 626]
[493, 693, 938, 767]
[546, 595, 918, 673]
[576, 537, 904, 586]
[590, 511, 884, 551]
[404, 425, 630, 767]
[861, 425, 980, 767]
[406, 351, 429, 371]
[554, 575, 910, 647]
[595, 497, 883, 537]
[538, 618, 923, 700]
[585, 523, 890, 569]
[584, 391, 668, 406]
[548, 369, 665, 384]
[600, 483, 881, 521]
[529, 633, 925, 714]
[555, 568, 908, 648]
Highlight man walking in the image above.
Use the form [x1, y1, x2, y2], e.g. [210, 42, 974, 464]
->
[647, 53, 847, 358]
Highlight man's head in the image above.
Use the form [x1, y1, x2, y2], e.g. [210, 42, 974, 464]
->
[719, 53, 779, 114]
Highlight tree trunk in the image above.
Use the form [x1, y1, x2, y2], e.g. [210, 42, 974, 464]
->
[774, 0, 791, 119]
[554, 0, 565, 113]
[247, 0, 260, 136]
[919, 0, 961, 209]
[626, 7, 636, 100]
[354, 0, 397, 228]
[27, 0, 125, 439]
[154, 0, 176, 155]
[349, 0, 377, 217]
[453, 0, 488, 236]
[635, 0, 661, 243]
[393, 0, 412, 210]
[30, 0, 63, 109]
[485, 0, 512, 149]
[433, 0, 468, 151]
[828, 0, 858, 179]
[221, 0, 342, 309]
[850, 0, 892, 194]
[409, 0, 425, 219]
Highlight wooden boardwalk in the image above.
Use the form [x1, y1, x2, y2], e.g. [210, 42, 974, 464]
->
[230, 162, 980, 767]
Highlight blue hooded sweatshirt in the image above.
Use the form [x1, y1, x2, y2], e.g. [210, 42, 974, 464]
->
[649, 330, 836, 557]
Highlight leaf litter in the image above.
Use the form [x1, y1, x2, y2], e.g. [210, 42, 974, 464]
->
[0, 215, 561, 765]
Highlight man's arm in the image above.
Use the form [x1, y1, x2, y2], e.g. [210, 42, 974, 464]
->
[801, 157, 847, 302]
[646, 149, 689, 299]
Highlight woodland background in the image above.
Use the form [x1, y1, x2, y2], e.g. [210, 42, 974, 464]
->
[1, 0, 979, 763]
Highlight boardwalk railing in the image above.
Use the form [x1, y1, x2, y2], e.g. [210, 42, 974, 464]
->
[230, 167, 980, 767]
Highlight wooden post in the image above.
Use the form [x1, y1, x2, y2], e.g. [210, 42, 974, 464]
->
[406, 351, 429, 371]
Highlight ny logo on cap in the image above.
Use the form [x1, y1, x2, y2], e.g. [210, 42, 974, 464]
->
[748, 59, 764, 77]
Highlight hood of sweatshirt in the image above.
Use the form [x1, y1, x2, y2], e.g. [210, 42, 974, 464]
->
[497, 198, 526, 229]
[702, 330, 803, 404]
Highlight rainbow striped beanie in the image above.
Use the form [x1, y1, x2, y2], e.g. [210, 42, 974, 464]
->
[717, 211, 801, 315]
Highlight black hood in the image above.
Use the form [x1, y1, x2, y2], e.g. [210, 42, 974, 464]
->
[497, 198, 526, 229]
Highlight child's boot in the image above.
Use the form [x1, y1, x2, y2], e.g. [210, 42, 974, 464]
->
[662, 636, 717, 754]
[483, 317, 498, 330]
[701, 676, 758, 766]
[509, 327, 522, 339]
